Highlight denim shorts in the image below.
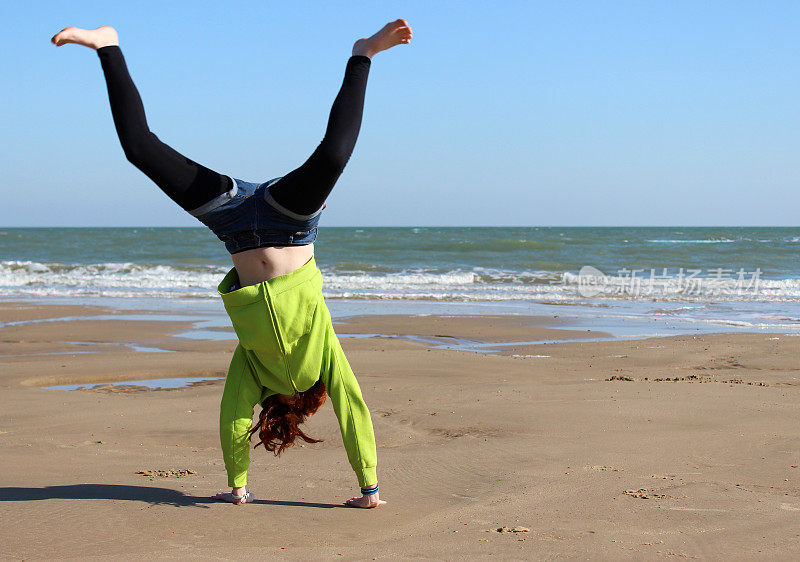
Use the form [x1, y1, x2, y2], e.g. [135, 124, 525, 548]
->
[190, 177, 322, 254]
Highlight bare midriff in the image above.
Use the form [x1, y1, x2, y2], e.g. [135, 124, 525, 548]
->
[231, 244, 315, 287]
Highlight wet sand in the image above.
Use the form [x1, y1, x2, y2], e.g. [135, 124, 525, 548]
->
[1, 303, 799, 560]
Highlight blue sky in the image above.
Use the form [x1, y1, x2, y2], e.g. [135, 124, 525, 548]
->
[3, 1, 799, 226]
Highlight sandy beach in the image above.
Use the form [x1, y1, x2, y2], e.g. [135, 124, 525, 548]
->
[1, 302, 799, 560]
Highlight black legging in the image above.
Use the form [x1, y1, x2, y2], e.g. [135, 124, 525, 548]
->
[97, 46, 370, 216]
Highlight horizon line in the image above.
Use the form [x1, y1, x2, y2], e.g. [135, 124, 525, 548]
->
[1, 225, 798, 229]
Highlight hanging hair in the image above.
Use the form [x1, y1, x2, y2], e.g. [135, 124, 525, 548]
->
[248, 379, 327, 456]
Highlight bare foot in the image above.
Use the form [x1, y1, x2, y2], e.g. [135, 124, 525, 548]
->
[344, 492, 387, 508]
[352, 19, 412, 58]
[51, 26, 118, 50]
[212, 487, 253, 505]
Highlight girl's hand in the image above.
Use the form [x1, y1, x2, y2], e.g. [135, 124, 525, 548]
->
[344, 492, 386, 508]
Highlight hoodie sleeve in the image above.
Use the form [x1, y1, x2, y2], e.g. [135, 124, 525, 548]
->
[319, 326, 377, 488]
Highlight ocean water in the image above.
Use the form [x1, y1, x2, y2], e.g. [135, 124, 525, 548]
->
[2, 226, 800, 337]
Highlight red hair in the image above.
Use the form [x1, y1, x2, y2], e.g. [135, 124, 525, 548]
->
[248, 379, 327, 456]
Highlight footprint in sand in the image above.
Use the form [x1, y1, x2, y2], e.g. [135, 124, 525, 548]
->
[623, 488, 670, 500]
[136, 469, 197, 479]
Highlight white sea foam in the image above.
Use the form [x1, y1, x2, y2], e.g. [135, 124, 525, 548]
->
[646, 239, 736, 244]
[2, 260, 800, 303]
[0, 260, 225, 299]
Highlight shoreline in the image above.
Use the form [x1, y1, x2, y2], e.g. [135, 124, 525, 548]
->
[5, 294, 800, 343]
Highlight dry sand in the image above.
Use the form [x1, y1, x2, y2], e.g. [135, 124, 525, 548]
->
[1, 303, 799, 560]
